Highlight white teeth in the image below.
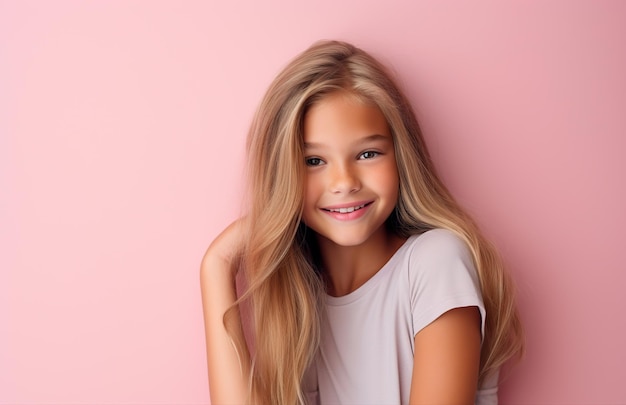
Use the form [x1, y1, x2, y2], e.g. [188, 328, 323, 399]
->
[329, 204, 366, 213]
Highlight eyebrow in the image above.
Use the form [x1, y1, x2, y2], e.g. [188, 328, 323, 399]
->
[304, 133, 391, 149]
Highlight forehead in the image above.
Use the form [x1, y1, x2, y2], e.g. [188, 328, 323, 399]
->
[303, 92, 390, 143]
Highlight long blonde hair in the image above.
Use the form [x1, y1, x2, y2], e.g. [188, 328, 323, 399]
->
[228, 40, 524, 404]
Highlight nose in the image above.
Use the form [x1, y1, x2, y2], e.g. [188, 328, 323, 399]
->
[329, 163, 361, 194]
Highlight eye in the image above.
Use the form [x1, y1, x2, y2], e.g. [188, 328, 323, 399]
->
[305, 157, 325, 166]
[359, 151, 380, 160]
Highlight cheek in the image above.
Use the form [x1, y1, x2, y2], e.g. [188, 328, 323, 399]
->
[375, 161, 400, 196]
[302, 184, 322, 229]
[303, 174, 321, 209]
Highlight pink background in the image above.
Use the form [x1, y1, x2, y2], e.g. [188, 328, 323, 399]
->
[2, 1, 625, 403]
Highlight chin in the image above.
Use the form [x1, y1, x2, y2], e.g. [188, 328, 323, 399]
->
[318, 231, 373, 248]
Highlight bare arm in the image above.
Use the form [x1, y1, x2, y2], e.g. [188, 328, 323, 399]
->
[409, 306, 481, 405]
[200, 220, 250, 404]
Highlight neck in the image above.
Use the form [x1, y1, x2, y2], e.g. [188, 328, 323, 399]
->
[317, 229, 406, 296]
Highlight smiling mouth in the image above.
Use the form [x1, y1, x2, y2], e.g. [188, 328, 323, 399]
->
[322, 202, 372, 213]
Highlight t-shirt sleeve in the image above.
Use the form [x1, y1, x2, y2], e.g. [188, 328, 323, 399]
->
[407, 229, 486, 339]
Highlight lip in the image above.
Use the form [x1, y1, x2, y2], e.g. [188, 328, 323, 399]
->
[321, 200, 373, 210]
[320, 200, 373, 221]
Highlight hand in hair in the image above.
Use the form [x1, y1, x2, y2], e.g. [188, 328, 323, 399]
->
[200, 219, 250, 404]
[203, 218, 247, 274]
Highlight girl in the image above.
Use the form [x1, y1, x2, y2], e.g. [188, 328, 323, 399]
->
[201, 40, 524, 404]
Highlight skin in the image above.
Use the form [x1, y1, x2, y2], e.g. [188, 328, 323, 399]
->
[201, 91, 481, 404]
[200, 219, 250, 404]
[410, 306, 481, 404]
[302, 91, 405, 296]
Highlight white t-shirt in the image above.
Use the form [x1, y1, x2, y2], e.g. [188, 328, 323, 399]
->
[304, 229, 498, 405]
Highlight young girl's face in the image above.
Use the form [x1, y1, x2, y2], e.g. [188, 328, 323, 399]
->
[302, 91, 399, 248]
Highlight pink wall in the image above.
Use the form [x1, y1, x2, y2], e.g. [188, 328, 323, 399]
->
[2, 1, 625, 403]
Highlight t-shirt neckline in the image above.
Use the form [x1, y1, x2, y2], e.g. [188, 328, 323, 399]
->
[324, 234, 418, 306]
